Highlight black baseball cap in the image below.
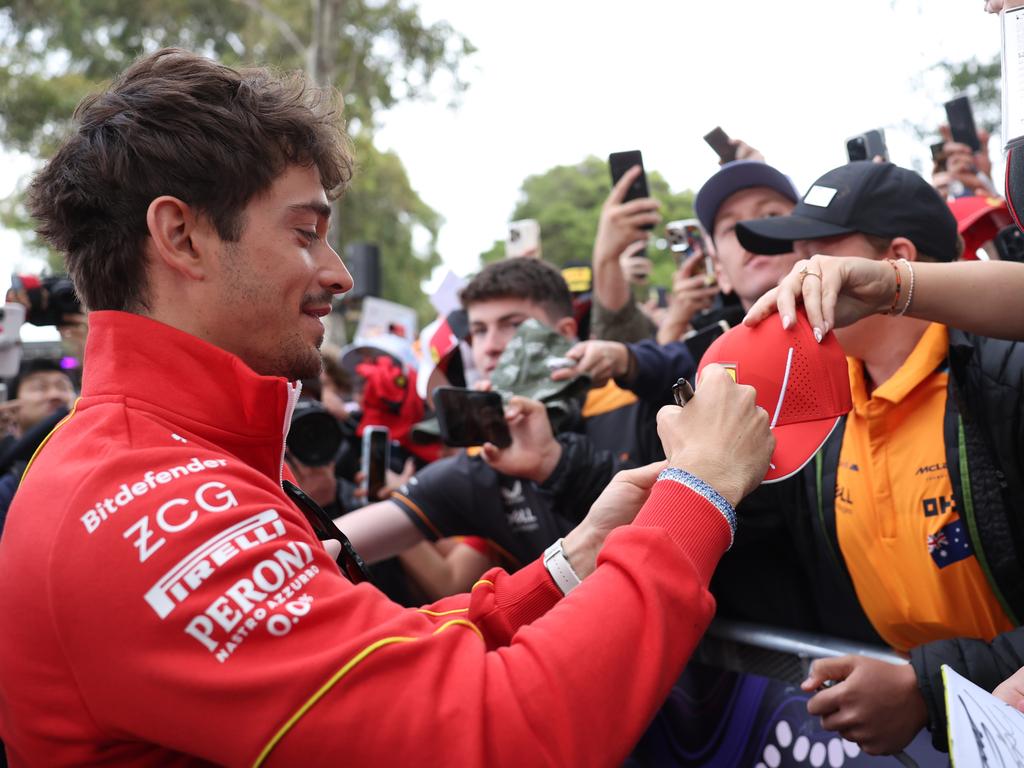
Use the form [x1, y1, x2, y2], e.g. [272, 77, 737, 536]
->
[736, 161, 959, 262]
[694, 160, 799, 235]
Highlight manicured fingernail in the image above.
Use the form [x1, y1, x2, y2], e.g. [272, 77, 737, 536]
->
[814, 328, 823, 344]
[782, 315, 792, 330]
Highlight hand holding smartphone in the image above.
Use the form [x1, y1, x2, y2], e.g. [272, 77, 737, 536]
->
[846, 129, 888, 163]
[506, 219, 542, 259]
[704, 127, 738, 163]
[608, 150, 655, 230]
[433, 387, 512, 448]
[665, 219, 715, 284]
[945, 95, 982, 153]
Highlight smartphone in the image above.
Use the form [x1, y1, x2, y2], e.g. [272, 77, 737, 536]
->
[608, 150, 653, 229]
[995, 224, 1024, 262]
[945, 95, 981, 153]
[703, 127, 738, 163]
[360, 425, 390, 501]
[0, 303, 25, 379]
[930, 141, 947, 171]
[665, 219, 715, 284]
[506, 219, 542, 259]
[846, 129, 888, 163]
[433, 387, 512, 448]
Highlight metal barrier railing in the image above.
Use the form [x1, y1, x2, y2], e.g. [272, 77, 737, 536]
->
[696, 619, 921, 767]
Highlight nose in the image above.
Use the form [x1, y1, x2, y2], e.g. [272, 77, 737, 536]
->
[320, 241, 354, 296]
[482, 327, 506, 356]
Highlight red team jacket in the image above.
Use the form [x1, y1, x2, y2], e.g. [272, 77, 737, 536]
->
[0, 311, 732, 767]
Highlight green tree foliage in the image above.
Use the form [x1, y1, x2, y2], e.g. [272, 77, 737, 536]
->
[479, 155, 696, 288]
[343, 134, 441, 317]
[0, 0, 471, 319]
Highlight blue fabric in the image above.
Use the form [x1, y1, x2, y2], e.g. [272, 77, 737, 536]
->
[627, 340, 697, 406]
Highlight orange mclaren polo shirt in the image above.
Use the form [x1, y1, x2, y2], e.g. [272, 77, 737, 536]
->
[834, 323, 1012, 652]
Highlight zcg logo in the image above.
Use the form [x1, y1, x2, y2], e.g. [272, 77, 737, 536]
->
[123, 482, 239, 562]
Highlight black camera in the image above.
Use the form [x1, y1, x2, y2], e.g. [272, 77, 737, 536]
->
[995, 225, 1024, 263]
[10, 274, 82, 326]
[287, 399, 343, 467]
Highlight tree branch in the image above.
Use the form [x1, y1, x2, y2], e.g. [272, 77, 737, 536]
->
[231, 0, 307, 61]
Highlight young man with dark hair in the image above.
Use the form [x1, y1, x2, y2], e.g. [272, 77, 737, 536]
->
[339, 256, 644, 569]
[459, 257, 575, 326]
[0, 48, 773, 765]
[741, 160, 1024, 755]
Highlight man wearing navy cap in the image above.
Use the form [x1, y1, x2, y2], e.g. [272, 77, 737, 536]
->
[694, 159, 803, 310]
[560, 156, 802, 402]
[739, 160, 1024, 756]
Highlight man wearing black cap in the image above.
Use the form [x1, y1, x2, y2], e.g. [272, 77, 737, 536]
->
[737, 160, 1024, 756]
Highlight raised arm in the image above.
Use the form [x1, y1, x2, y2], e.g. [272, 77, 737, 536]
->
[745, 255, 1024, 341]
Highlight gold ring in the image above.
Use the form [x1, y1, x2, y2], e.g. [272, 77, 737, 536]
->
[799, 266, 822, 281]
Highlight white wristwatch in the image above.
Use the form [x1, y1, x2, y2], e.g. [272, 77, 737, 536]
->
[543, 538, 582, 595]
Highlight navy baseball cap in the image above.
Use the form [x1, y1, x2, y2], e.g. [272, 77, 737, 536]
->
[694, 160, 800, 235]
[736, 161, 959, 262]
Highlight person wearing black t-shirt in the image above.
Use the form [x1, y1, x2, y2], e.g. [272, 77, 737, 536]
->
[337, 259, 627, 567]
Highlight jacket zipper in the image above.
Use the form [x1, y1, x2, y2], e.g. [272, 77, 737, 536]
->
[278, 381, 303, 484]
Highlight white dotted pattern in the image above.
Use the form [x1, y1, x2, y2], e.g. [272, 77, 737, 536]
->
[793, 735, 810, 761]
[775, 720, 793, 748]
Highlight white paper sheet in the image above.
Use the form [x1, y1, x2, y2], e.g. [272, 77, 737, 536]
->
[1002, 4, 1024, 151]
[943, 664, 1024, 767]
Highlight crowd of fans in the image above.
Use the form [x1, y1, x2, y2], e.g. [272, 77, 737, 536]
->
[3, 3, 1024, 765]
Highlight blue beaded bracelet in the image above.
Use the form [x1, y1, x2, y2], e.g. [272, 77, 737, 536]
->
[657, 467, 737, 542]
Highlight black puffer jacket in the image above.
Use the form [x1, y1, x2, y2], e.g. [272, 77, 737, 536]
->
[789, 328, 1024, 750]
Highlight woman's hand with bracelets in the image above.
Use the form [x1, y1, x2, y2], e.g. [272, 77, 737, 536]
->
[742, 254, 908, 339]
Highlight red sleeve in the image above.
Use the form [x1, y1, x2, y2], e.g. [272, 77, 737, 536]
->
[455, 534, 491, 555]
[267, 479, 730, 767]
[52, 454, 727, 767]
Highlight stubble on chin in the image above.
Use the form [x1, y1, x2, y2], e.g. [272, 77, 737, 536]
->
[258, 333, 324, 381]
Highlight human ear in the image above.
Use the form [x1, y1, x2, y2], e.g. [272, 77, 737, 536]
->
[555, 315, 578, 341]
[889, 237, 919, 263]
[145, 196, 211, 280]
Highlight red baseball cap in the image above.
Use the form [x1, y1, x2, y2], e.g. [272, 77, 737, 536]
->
[697, 310, 852, 483]
[947, 195, 1010, 258]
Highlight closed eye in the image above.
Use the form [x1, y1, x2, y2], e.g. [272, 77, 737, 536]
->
[296, 229, 320, 244]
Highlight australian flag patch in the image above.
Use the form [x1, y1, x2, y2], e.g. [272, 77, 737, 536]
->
[927, 520, 973, 568]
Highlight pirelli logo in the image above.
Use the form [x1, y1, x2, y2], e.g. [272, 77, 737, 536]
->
[144, 510, 286, 619]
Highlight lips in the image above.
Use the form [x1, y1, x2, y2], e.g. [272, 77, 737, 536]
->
[302, 306, 331, 318]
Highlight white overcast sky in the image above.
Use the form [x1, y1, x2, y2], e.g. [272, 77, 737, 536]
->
[0, 0, 1004, 314]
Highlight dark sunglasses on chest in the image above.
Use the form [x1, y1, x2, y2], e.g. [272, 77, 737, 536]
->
[282, 479, 372, 585]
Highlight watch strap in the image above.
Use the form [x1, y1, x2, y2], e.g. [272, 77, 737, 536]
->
[543, 537, 582, 595]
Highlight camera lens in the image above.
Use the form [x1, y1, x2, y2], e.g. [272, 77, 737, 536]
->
[287, 399, 343, 466]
